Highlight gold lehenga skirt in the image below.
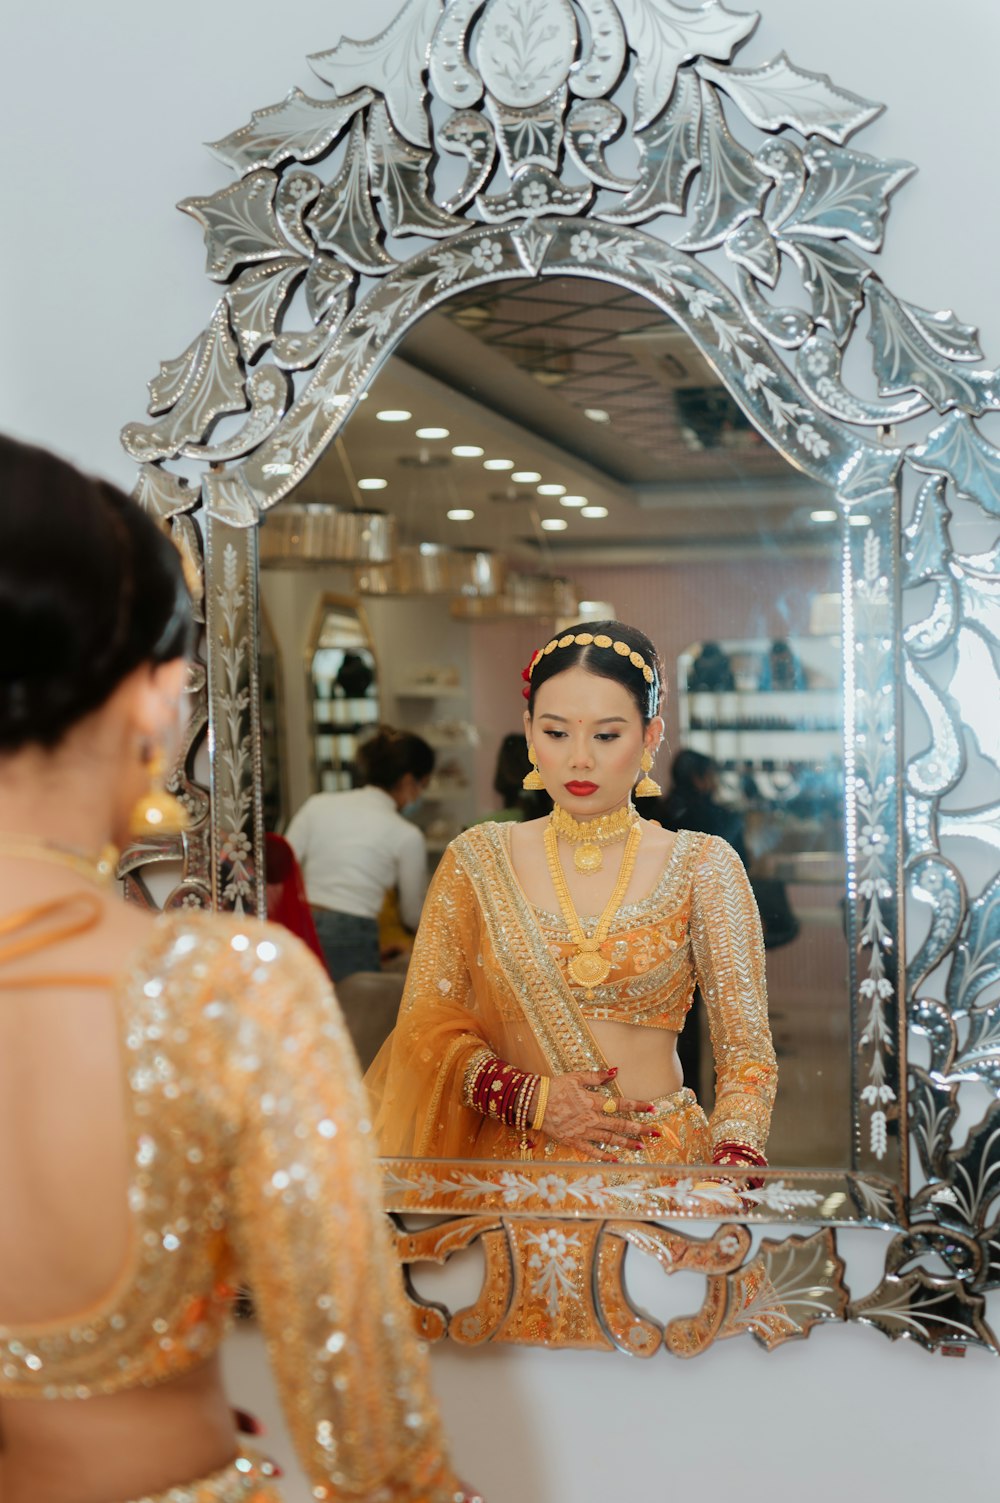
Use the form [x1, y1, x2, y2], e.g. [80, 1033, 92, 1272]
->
[130, 1450, 282, 1503]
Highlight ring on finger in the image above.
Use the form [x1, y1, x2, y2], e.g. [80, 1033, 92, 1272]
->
[602, 1095, 618, 1116]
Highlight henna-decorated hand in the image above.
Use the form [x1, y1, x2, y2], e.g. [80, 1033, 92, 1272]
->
[541, 1067, 661, 1162]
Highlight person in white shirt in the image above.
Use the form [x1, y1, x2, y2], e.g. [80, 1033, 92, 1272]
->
[286, 727, 435, 982]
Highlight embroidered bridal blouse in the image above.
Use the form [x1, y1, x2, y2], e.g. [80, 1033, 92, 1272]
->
[0, 913, 459, 1502]
[366, 823, 776, 1163]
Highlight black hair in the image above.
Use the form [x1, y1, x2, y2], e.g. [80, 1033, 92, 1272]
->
[356, 726, 435, 790]
[493, 732, 531, 806]
[526, 620, 663, 724]
[668, 748, 717, 794]
[0, 434, 196, 754]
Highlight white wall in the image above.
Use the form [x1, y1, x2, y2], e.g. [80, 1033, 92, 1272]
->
[6, 1, 1000, 483]
[7, 2, 1000, 1499]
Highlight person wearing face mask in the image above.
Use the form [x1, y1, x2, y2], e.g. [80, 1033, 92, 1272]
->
[365, 623, 776, 1176]
[286, 725, 435, 982]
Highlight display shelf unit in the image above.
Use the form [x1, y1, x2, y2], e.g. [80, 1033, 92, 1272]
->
[678, 638, 842, 767]
[677, 636, 845, 870]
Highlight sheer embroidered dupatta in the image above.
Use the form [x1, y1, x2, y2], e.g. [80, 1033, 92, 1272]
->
[365, 824, 613, 1158]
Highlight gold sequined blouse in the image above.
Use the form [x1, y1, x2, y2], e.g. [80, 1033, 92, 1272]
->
[0, 913, 459, 1503]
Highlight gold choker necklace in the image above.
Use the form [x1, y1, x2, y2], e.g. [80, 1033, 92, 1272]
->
[549, 802, 639, 874]
[544, 820, 642, 993]
[0, 835, 119, 887]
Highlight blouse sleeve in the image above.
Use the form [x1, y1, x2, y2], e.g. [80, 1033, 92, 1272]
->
[689, 836, 777, 1158]
[220, 924, 462, 1501]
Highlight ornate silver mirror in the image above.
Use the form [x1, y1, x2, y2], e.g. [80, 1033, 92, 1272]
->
[124, 0, 1000, 1357]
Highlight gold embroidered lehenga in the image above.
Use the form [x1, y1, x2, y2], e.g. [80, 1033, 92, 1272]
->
[0, 912, 461, 1503]
[366, 823, 777, 1164]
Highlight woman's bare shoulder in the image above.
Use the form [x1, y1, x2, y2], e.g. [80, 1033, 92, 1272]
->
[507, 816, 548, 855]
[638, 816, 679, 859]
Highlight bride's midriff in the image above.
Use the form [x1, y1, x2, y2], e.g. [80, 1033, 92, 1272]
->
[589, 1018, 684, 1101]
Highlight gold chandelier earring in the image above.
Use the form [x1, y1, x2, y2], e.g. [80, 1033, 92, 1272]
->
[129, 746, 190, 837]
[635, 748, 661, 799]
[522, 743, 545, 791]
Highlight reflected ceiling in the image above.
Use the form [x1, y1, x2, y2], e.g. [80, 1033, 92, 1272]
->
[286, 278, 831, 562]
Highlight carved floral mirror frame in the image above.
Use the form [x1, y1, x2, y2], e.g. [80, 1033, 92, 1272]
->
[122, 0, 1000, 1358]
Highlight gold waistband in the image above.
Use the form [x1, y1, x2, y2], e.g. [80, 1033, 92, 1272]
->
[130, 1450, 281, 1503]
[621, 1085, 698, 1122]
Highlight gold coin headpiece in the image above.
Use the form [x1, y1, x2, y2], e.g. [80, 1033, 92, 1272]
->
[524, 633, 656, 688]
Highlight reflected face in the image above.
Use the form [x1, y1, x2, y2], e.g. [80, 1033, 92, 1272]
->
[525, 665, 659, 817]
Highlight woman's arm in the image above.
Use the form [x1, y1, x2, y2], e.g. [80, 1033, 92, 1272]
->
[689, 836, 777, 1162]
[395, 825, 429, 932]
[284, 798, 313, 873]
[223, 928, 466, 1501]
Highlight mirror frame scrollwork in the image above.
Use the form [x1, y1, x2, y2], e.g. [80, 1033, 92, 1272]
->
[122, 0, 1000, 1357]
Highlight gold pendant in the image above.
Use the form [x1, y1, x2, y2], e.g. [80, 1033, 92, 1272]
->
[573, 842, 603, 874]
[568, 949, 611, 987]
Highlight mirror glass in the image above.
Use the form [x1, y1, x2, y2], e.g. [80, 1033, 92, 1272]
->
[259, 275, 851, 1167]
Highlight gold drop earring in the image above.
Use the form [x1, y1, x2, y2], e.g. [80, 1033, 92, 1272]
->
[635, 748, 661, 798]
[522, 743, 545, 791]
[129, 746, 190, 837]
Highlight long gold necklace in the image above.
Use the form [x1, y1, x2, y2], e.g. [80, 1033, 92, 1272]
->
[549, 801, 639, 874]
[543, 819, 641, 993]
[0, 835, 118, 887]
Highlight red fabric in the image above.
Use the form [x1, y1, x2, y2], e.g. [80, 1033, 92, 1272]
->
[265, 834, 327, 968]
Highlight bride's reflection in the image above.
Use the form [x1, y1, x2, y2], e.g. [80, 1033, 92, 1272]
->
[364, 621, 776, 1173]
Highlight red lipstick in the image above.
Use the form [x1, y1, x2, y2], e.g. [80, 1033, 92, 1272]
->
[564, 781, 599, 796]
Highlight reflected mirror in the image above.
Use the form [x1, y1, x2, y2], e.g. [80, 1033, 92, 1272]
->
[259, 275, 849, 1168]
[306, 596, 380, 794]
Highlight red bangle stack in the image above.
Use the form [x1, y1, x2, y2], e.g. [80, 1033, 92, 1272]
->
[467, 1054, 539, 1131]
[712, 1140, 767, 1190]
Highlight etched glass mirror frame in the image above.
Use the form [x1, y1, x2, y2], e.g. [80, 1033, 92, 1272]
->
[122, 0, 1000, 1357]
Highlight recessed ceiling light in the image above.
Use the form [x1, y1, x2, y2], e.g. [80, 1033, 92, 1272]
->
[581, 506, 608, 518]
[541, 517, 568, 531]
[810, 509, 838, 522]
[483, 458, 515, 470]
[537, 483, 566, 496]
[585, 408, 610, 423]
[451, 444, 484, 458]
[512, 470, 541, 483]
[447, 508, 475, 521]
[376, 409, 411, 422]
[416, 426, 450, 439]
[560, 495, 588, 508]
[849, 514, 872, 526]
[357, 478, 388, 490]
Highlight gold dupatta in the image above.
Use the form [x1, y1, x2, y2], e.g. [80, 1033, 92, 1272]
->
[365, 823, 619, 1160]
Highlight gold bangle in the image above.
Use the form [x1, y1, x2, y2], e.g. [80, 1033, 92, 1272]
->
[461, 1046, 494, 1109]
[532, 1076, 550, 1132]
[516, 1075, 534, 1134]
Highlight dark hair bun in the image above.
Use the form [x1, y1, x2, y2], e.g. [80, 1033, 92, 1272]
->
[0, 435, 195, 752]
[355, 725, 435, 790]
